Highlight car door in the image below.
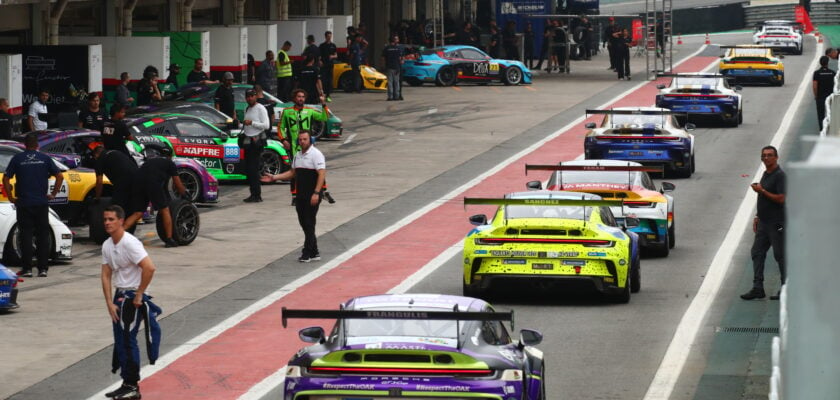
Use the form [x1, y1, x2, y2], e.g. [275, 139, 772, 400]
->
[460, 48, 497, 81]
[166, 119, 239, 173]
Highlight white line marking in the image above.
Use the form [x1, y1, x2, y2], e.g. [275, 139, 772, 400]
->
[428, 107, 438, 114]
[342, 133, 357, 145]
[91, 44, 713, 400]
[642, 39, 823, 400]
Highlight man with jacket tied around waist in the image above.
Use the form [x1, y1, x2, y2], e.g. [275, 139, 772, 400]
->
[241, 89, 270, 203]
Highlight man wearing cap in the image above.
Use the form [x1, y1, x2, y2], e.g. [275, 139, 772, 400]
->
[241, 89, 270, 202]
[165, 64, 181, 89]
[215, 72, 237, 121]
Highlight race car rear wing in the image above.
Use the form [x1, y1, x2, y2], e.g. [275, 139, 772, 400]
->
[464, 197, 624, 208]
[585, 109, 686, 116]
[282, 307, 514, 328]
[525, 164, 664, 191]
[656, 73, 726, 79]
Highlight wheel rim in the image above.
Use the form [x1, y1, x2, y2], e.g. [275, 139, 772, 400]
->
[440, 69, 454, 84]
[261, 151, 282, 175]
[13, 226, 52, 260]
[507, 67, 522, 84]
[311, 120, 326, 138]
[178, 169, 200, 202]
[176, 205, 199, 242]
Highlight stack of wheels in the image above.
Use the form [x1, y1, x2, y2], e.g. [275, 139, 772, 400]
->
[88, 197, 112, 244]
[157, 198, 200, 246]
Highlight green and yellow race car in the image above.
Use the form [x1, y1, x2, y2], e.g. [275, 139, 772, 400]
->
[462, 191, 641, 303]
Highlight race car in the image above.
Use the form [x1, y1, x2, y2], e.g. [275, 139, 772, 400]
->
[583, 108, 696, 177]
[281, 294, 546, 399]
[753, 22, 803, 54]
[525, 161, 676, 257]
[462, 191, 640, 302]
[123, 113, 290, 182]
[402, 45, 532, 86]
[0, 263, 20, 311]
[127, 101, 237, 133]
[332, 62, 388, 91]
[0, 202, 73, 265]
[167, 83, 344, 139]
[719, 45, 785, 86]
[655, 73, 743, 126]
[17, 130, 218, 204]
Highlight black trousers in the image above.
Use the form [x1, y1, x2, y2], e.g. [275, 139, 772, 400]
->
[16, 204, 50, 271]
[817, 97, 828, 130]
[751, 220, 786, 290]
[322, 63, 333, 97]
[277, 76, 292, 102]
[295, 196, 320, 257]
[616, 48, 630, 78]
[607, 43, 616, 68]
[350, 64, 362, 92]
[243, 138, 263, 198]
[535, 43, 549, 69]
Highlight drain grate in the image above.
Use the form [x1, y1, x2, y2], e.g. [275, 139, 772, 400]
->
[716, 326, 780, 334]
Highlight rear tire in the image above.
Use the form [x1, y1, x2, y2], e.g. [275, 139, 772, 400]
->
[156, 198, 199, 245]
[3, 224, 55, 265]
[87, 197, 112, 244]
[435, 67, 456, 86]
[176, 168, 202, 203]
[612, 273, 631, 303]
[651, 230, 670, 257]
[668, 219, 676, 249]
[462, 280, 487, 299]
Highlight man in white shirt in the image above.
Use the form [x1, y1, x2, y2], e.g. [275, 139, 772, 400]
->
[100, 205, 157, 400]
[241, 88, 270, 202]
[27, 90, 49, 132]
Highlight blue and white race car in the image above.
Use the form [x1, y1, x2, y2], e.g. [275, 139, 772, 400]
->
[0, 264, 21, 311]
[655, 73, 743, 126]
[402, 45, 532, 86]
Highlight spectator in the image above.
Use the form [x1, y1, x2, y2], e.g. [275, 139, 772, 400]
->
[0, 98, 14, 139]
[488, 23, 502, 59]
[523, 22, 535, 68]
[535, 23, 553, 71]
[254, 85, 276, 137]
[276, 41, 294, 102]
[78, 93, 108, 132]
[186, 58, 217, 85]
[102, 105, 134, 156]
[319, 31, 338, 103]
[240, 89, 270, 203]
[552, 20, 568, 72]
[741, 145, 786, 301]
[136, 66, 162, 106]
[114, 72, 134, 109]
[247, 53, 257, 85]
[2, 132, 64, 277]
[455, 22, 478, 47]
[214, 72, 237, 121]
[165, 64, 181, 89]
[826, 48, 838, 60]
[125, 147, 186, 247]
[503, 20, 519, 60]
[349, 34, 365, 93]
[303, 34, 320, 65]
[381, 34, 404, 101]
[574, 16, 593, 60]
[93, 145, 140, 224]
[603, 17, 620, 71]
[261, 130, 325, 262]
[256, 50, 277, 96]
[296, 56, 323, 105]
[27, 90, 49, 132]
[99, 204, 159, 400]
[615, 28, 631, 80]
[814, 55, 836, 131]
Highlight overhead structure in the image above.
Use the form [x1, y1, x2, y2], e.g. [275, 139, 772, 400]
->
[431, 0, 445, 47]
[644, 0, 673, 79]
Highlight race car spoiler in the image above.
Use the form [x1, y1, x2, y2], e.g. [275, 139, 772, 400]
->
[464, 197, 624, 208]
[585, 109, 687, 116]
[656, 73, 726, 79]
[282, 307, 514, 328]
[719, 45, 774, 49]
[525, 164, 664, 175]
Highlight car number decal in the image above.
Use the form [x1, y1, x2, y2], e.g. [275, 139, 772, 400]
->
[48, 179, 69, 205]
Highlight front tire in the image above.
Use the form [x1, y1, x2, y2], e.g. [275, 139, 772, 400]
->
[156, 198, 199, 245]
[503, 66, 523, 85]
[435, 67, 456, 86]
[338, 72, 356, 92]
[177, 168, 202, 203]
[3, 224, 55, 265]
[260, 150, 283, 176]
[668, 218, 676, 249]
[310, 120, 326, 139]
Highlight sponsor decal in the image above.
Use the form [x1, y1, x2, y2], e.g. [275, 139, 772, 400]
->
[194, 158, 221, 170]
[490, 250, 509, 256]
[322, 383, 375, 390]
[223, 143, 240, 163]
[0, 292, 10, 299]
[68, 173, 81, 182]
[415, 384, 470, 392]
[365, 311, 428, 318]
[547, 251, 579, 258]
[498, 349, 518, 362]
[511, 251, 537, 257]
[562, 260, 586, 266]
[178, 137, 216, 145]
[48, 180, 69, 205]
[588, 252, 607, 257]
[225, 163, 235, 174]
[474, 249, 488, 255]
[176, 145, 221, 158]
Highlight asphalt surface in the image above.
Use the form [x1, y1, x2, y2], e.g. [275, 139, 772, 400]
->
[0, 32, 817, 400]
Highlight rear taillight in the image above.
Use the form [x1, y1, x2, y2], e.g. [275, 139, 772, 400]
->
[625, 201, 654, 208]
[477, 238, 614, 247]
[309, 366, 493, 376]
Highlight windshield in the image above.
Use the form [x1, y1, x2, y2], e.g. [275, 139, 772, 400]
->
[557, 171, 639, 186]
[673, 77, 720, 87]
[608, 114, 666, 127]
[345, 307, 459, 342]
[505, 204, 588, 219]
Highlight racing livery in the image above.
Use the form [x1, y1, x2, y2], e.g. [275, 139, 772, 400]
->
[583, 108, 696, 177]
[462, 192, 640, 302]
[402, 45, 532, 86]
[526, 161, 676, 257]
[655, 73, 743, 126]
[0, 202, 73, 265]
[753, 22, 803, 54]
[333, 62, 388, 91]
[0, 263, 20, 311]
[281, 294, 546, 399]
[719, 46, 785, 86]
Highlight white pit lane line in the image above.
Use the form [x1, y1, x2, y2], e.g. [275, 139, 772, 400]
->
[642, 39, 823, 400]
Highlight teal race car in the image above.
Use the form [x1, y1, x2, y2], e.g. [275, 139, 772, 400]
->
[125, 113, 290, 181]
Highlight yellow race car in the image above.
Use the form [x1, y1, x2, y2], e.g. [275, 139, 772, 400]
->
[719, 45, 784, 86]
[462, 191, 641, 303]
[333, 62, 387, 92]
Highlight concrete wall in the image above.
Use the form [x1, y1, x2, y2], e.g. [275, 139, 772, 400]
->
[200, 26, 249, 82]
[247, 24, 278, 60]
[290, 16, 334, 54]
[327, 14, 354, 49]
[276, 20, 307, 53]
[58, 36, 170, 86]
[0, 54, 23, 114]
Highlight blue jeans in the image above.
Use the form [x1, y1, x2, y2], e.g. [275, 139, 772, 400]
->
[386, 68, 401, 99]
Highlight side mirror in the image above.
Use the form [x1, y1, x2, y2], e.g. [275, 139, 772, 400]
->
[519, 329, 543, 348]
[526, 180, 542, 190]
[585, 122, 596, 129]
[684, 122, 696, 131]
[656, 84, 665, 89]
[661, 182, 676, 192]
[623, 216, 640, 229]
[299, 326, 325, 343]
[469, 214, 488, 226]
[734, 85, 743, 91]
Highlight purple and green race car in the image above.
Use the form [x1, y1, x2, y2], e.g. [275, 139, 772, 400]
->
[281, 293, 546, 399]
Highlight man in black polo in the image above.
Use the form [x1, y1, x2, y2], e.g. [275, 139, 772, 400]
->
[186, 58, 218, 85]
[101, 105, 134, 156]
[215, 72, 237, 121]
[125, 147, 187, 248]
[319, 31, 338, 102]
[78, 93, 108, 132]
[813, 55, 836, 131]
[93, 145, 140, 225]
[3, 133, 64, 277]
[381, 34, 404, 101]
[741, 145, 786, 301]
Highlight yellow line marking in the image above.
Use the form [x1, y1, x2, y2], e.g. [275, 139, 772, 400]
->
[525, 86, 537, 91]
[452, 86, 462, 91]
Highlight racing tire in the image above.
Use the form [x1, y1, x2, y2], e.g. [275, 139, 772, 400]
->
[435, 67, 456, 86]
[260, 150, 284, 176]
[405, 77, 423, 87]
[535, 371, 547, 400]
[795, 45, 803, 55]
[338, 72, 356, 93]
[776, 75, 785, 87]
[738, 109, 743, 125]
[668, 218, 676, 249]
[503, 66, 523, 86]
[87, 197, 112, 244]
[676, 159, 692, 178]
[310, 120, 326, 139]
[690, 154, 696, 174]
[611, 274, 631, 304]
[3, 224, 55, 266]
[462, 281, 487, 299]
[156, 198, 199, 246]
[630, 264, 641, 294]
[651, 230, 671, 257]
[176, 167, 202, 203]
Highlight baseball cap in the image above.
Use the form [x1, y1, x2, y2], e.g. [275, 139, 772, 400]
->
[168, 63, 180, 71]
[223, 71, 234, 80]
[245, 88, 257, 97]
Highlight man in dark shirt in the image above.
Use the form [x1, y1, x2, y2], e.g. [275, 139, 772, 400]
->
[603, 18, 620, 70]
[349, 34, 365, 93]
[215, 72, 237, 120]
[813, 55, 836, 131]
[296, 56, 323, 104]
[165, 64, 181, 89]
[101, 105, 134, 155]
[125, 147, 186, 247]
[502, 21, 519, 60]
[741, 145, 786, 301]
[488, 23, 503, 59]
[319, 31, 338, 102]
[455, 22, 477, 46]
[303, 34, 320, 65]
[114, 72, 134, 109]
[2, 133, 64, 277]
[0, 98, 13, 139]
[78, 94, 108, 132]
[186, 58, 217, 85]
[381, 35, 404, 101]
[93, 145, 140, 223]
[136, 66, 162, 106]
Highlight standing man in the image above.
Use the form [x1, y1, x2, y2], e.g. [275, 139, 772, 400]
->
[348, 35, 365, 93]
[78, 94, 108, 132]
[741, 145, 786, 301]
[603, 17, 620, 71]
[241, 89, 270, 203]
[813, 55, 835, 131]
[303, 34, 320, 65]
[256, 50, 277, 96]
[102, 105, 135, 155]
[615, 28, 631, 80]
[125, 147, 186, 247]
[261, 130, 325, 262]
[2, 132, 64, 277]
[0, 98, 13, 139]
[214, 72, 237, 121]
[278, 89, 329, 204]
[27, 90, 49, 132]
[276, 41, 294, 102]
[100, 204, 159, 400]
[319, 31, 338, 103]
[488, 23, 502, 59]
[94, 145, 140, 222]
[164, 64, 181, 89]
[523, 22, 535, 68]
[381, 34, 404, 101]
[136, 66, 162, 106]
[502, 21, 519, 60]
[114, 72, 134, 109]
[296, 56, 323, 105]
[186, 58, 217, 85]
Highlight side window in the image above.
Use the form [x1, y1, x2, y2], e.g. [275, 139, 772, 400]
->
[461, 49, 485, 60]
[447, 51, 461, 59]
[173, 120, 216, 137]
[641, 173, 656, 190]
[0, 150, 15, 172]
[192, 109, 227, 124]
[42, 140, 72, 154]
[600, 207, 617, 227]
[480, 307, 512, 345]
